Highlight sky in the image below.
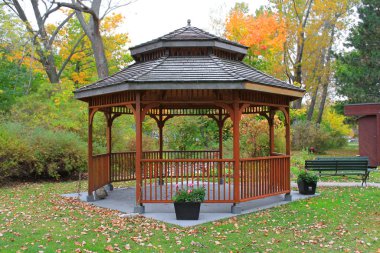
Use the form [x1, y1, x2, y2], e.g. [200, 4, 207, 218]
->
[111, 0, 268, 47]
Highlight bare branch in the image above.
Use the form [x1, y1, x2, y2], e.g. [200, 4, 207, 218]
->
[302, 0, 313, 29]
[48, 12, 75, 46]
[58, 33, 86, 78]
[54, 1, 97, 18]
[101, 0, 137, 20]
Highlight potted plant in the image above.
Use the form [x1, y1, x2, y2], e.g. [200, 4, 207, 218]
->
[297, 170, 318, 195]
[172, 183, 206, 220]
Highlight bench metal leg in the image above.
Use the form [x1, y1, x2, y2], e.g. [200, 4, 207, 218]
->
[362, 172, 369, 186]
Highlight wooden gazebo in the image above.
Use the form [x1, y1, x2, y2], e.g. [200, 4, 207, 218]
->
[74, 21, 304, 214]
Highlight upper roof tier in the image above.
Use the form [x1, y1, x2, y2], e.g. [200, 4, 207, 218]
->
[130, 20, 248, 62]
[74, 21, 305, 100]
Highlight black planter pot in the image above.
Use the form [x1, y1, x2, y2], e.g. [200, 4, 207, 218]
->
[174, 202, 201, 220]
[297, 180, 317, 195]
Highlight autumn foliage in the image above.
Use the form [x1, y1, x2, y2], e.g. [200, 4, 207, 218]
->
[225, 7, 286, 77]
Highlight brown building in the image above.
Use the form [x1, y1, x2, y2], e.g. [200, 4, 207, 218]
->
[345, 103, 380, 167]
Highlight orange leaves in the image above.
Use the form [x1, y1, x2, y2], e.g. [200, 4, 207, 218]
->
[225, 10, 286, 56]
[224, 7, 287, 79]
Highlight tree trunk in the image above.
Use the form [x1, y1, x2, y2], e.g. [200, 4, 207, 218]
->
[307, 47, 327, 121]
[89, 28, 109, 79]
[70, 0, 109, 79]
[317, 83, 328, 124]
[316, 26, 335, 124]
[291, 0, 314, 109]
[307, 85, 319, 121]
[44, 55, 60, 83]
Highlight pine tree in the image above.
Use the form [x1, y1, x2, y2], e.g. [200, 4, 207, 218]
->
[335, 0, 380, 103]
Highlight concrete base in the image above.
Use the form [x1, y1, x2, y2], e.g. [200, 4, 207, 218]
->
[231, 204, 242, 214]
[86, 194, 95, 202]
[62, 186, 319, 227]
[134, 205, 145, 214]
[284, 193, 292, 201]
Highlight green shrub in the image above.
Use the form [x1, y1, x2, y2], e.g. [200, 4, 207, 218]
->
[297, 170, 318, 184]
[0, 122, 87, 181]
[291, 120, 347, 152]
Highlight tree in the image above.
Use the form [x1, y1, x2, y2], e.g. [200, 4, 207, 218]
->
[54, 13, 131, 86]
[271, 0, 314, 109]
[335, 0, 380, 104]
[0, 9, 44, 110]
[225, 4, 287, 79]
[55, 0, 134, 79]
[2, 0, 82, 83]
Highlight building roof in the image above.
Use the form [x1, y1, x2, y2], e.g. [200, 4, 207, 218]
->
[345, 103, 380, 116]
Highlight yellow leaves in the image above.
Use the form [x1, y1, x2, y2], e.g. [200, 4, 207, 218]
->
[71, 72, 89, 85]
[46, 24, 57, 35]
[323, 108, 352, 136]
[102, 13, 125, 33]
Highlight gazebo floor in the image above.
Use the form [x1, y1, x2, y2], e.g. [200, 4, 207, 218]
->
[62, 184, 318, 227]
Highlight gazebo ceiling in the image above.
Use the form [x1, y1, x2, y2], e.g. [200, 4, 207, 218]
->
[74, 21, 305, 100]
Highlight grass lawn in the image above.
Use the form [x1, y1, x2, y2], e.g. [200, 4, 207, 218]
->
[0, 181, 379, 252]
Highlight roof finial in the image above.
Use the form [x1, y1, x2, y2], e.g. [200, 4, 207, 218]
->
[187, 19, 191, 26]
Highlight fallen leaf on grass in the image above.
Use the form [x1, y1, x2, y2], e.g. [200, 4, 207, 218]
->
[105, 245, 114, 252]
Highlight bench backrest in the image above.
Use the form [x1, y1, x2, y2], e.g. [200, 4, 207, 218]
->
[305, 160, 369, 170]
[316, 156, 369, 161]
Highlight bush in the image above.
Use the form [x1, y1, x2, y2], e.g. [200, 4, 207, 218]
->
[0, 122, 87, 181]
[291, 120, 347, 152]
[297, 170, 318, 184]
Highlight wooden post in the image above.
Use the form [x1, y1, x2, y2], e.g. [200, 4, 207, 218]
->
[87, 108, 95, 201]
[269, 110, 275, 155]
[159, 108, 163, 159]
[284, 106, 292, 200]
[134, 92, 144, 213]
[232, 100, 241, 205]
[285, 107, 290, 156]
[158, 108, 164, 185]
[218, 109, 224, 159]
[218, 109, 224, 184]
[105, 112, 112, 186]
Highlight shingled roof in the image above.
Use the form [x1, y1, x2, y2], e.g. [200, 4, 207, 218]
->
[74, 21, 304, 99]
[130, 20, 247, 54]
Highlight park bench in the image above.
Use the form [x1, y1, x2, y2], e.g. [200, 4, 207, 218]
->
[305, 156, 374, 186]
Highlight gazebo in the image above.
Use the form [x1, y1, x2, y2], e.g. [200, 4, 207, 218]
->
[74, 21, 304, 214]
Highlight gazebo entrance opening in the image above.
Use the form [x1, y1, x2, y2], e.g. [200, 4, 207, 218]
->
[87, 89, 292, 213]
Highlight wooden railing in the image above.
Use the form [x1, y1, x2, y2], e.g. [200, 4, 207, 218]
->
[91, 151, 291, 204]
[111, 152, 136, 182]
[240, 155, 290, 201]
[140, 159, 234, 203]
[109, 150, 220, 182]
[92, 154, 110, 191]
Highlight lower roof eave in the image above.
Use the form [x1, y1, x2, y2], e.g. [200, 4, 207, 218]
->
[243, 82, 305, 100]
[74, 81, 305, 100]
[74, 81, 246, 99]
